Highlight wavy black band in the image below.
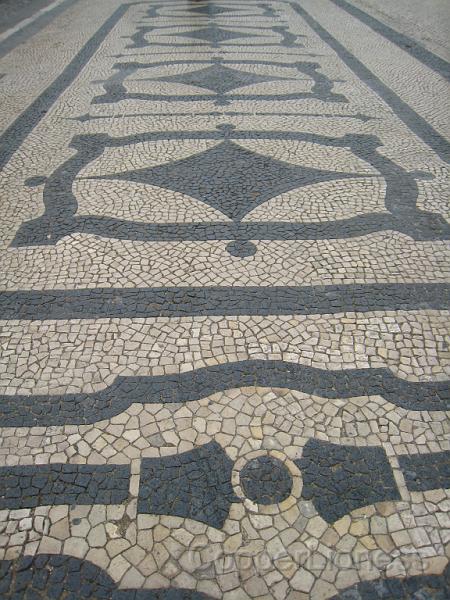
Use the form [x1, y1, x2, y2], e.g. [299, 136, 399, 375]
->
[1, 360, 447, 426]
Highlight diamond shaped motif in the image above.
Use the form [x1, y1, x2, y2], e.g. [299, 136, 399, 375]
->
[92, 141, 358, 220]
[188, 3, 239, 16]
[156, 63, 292, 94]
[174, 26, 257, 44]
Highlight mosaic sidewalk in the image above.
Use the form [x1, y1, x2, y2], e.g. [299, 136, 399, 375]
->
[0, 0, 449, 598]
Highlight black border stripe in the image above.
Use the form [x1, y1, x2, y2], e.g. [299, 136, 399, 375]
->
[291, 2, 450, 163]
[0, 0, 79, 59]
[330, 0, 450, 82]
[0, 3, 130, 171]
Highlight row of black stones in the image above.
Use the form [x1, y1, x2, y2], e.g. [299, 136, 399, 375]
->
[0, 464, 130, 509]
[2, 285, 448, 322]
[136, 442, 448, 526]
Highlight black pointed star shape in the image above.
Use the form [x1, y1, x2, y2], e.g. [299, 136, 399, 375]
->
[155, 63, 292, 94]
[91, 140, 360, 221]
[173, 26, 257, 43]
[187, 3, 240, 16]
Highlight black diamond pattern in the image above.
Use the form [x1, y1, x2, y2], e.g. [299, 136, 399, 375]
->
[187, 3, 239, 16]
[174, 26, 257, 44]
[156, 63, 292, 94]
[93, 140, 357, 220]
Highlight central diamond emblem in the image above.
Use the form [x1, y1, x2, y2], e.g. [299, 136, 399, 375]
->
[173, 26, 257, 44]
[156, 63, 292, 94]
[187, 4, 239, 16]
[92, 141, 357, 220]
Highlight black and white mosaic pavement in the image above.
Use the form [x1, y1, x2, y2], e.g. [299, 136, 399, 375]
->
[0, 0, 448, 598]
